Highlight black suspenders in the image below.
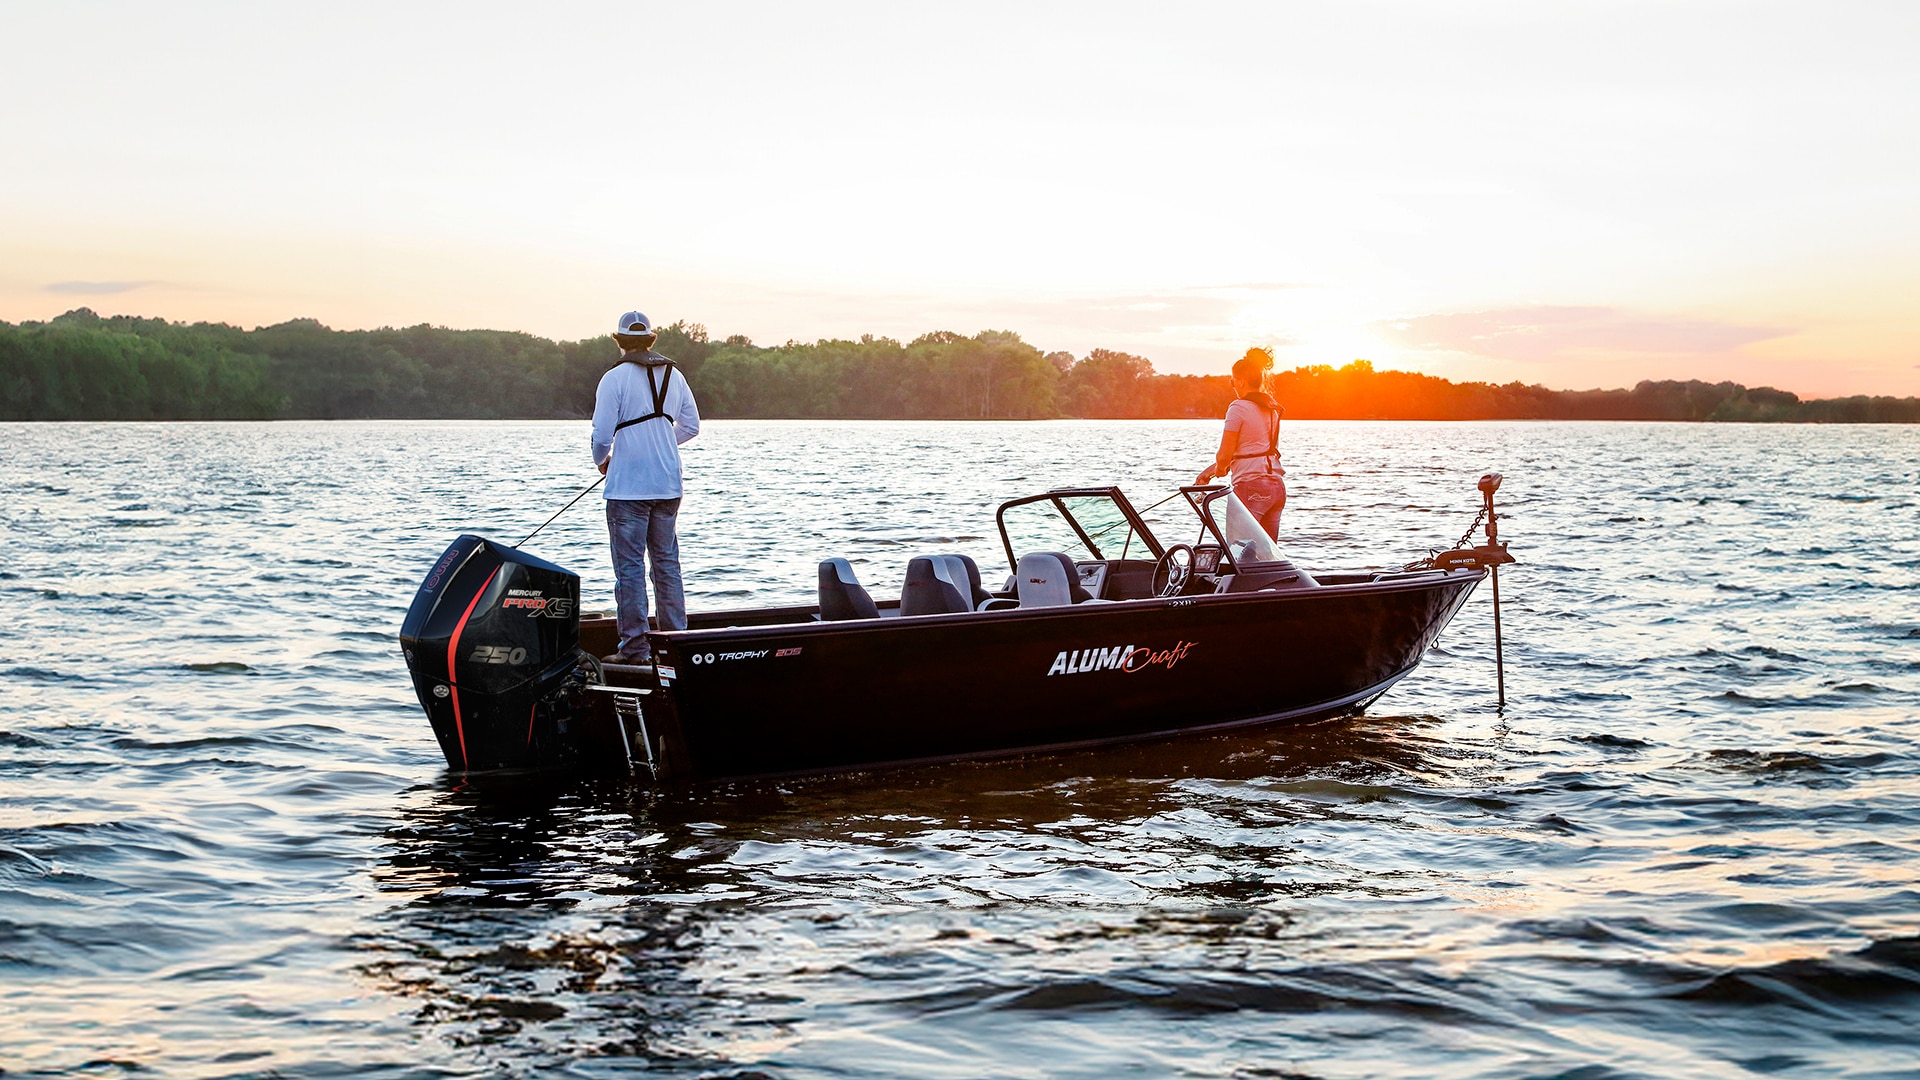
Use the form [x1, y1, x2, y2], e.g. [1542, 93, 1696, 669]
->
[1229, 399, 1282, 473]
[613, 362, 676, 433]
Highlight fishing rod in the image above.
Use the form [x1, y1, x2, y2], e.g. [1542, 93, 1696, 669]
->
[515, 474, 605, 549]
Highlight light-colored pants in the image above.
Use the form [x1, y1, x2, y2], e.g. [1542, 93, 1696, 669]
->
[606, 497, 685, 658]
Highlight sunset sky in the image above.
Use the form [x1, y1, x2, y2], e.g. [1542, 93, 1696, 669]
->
[4, 2, 1916, 397]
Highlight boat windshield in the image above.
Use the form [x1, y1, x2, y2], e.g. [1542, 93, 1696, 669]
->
[1173, 486, 1285, 567]
[1207, 491, 1284, 563]
[997, 491, 1159, 568]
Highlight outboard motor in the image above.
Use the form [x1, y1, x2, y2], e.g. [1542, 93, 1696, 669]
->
[398, 534, 596, 772]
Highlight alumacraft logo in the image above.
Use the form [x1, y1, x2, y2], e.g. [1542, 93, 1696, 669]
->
[1046, 640, 1196, 676]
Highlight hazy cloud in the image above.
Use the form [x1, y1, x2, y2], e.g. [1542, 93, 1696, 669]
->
[965, 293, 1247, 337]
[1378, 306, 1792, 364]
[45, 280, 154, 295]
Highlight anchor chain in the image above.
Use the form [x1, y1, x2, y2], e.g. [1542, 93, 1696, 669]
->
[1449, 504, 1490, 552]
[1402, 503, 1494, 571]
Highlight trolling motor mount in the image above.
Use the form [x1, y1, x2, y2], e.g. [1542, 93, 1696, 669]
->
[1431, 473, 1515, 570]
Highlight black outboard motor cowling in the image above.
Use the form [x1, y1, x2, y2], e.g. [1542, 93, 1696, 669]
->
[399, 534, 595, 772]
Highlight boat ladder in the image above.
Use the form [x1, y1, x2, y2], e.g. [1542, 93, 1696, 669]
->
[584, 683, 657, 779]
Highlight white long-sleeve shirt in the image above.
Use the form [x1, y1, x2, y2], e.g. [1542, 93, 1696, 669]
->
[590, 354, 701, 501]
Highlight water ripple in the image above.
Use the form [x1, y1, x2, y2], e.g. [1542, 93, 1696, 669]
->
[2, 419, 1918, 1077]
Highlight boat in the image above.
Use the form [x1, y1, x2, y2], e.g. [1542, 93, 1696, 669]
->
[398, 478, 1515, 783]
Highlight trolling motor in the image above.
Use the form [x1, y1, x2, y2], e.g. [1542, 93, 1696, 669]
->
[1431, 474, 1513, 569]
[398, 535, 601, 772]
[1429, 473, 1516, 708]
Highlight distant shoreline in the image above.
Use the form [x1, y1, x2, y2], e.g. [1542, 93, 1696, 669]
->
[6, 416, 1919, 426]
[6, 309, 1916, 423]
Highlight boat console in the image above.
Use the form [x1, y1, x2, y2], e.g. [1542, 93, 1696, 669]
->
[1073, 559, 1109, 597]
[805, 484, 1327, 621]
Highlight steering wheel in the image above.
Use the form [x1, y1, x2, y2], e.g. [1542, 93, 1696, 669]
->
[1151, 544, 1195, 598]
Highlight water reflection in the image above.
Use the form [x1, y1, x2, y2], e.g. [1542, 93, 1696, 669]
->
[359, 714, 1487, 1066]
[363, 778, 720, 1067]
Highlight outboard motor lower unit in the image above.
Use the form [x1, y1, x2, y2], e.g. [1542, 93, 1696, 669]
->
[399, 535, 596, 772]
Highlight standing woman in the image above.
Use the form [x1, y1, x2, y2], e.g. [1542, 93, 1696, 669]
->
[1196, 348, 1286, 539]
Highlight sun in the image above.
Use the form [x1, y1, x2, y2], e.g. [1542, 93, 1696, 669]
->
[1277, 324, 1403, 372]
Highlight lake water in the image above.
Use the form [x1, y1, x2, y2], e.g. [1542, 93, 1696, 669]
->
[3, 419, 1918, 1079]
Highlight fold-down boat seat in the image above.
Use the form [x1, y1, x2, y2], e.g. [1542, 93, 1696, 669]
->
[818, 558, 880, 620]
[937, 553, 993, 609]
[1015, 551, 1096, 607]
[901, 555, 973, 616]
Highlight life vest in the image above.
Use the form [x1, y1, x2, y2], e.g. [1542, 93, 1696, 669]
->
[612, 354, 678, 433]
[1231, 391, 1283, 474]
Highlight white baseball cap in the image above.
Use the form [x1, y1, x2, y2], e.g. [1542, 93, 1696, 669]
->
[615, 311, 653, 336]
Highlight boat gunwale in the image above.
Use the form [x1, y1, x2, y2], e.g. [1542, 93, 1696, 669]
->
[639, 566, 1487, 644]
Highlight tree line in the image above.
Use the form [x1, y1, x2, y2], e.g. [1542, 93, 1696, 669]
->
[3, 308, 1916, 423]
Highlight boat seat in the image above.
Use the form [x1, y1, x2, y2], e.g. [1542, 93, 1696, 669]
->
[937, 553, 993, 609]
[900, 555, 972, 616]
[817, 558, 879, 621]
[1015, 551, 1096, 607]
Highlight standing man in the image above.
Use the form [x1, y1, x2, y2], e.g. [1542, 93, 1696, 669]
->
[591, 310, 701, 665]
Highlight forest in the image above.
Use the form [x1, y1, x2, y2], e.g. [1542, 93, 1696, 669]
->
[4, 308, 1916, 423]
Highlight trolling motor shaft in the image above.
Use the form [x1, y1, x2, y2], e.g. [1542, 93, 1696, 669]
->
[1478, 473, 1501, 538]
[1430, 474, 1516, 709]
[1479, 473, 1507, 709]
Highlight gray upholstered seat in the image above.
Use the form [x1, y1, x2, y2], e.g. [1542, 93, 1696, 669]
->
[1015, 552, 1076, 607]
[818, 558, 879, 621]
[901, 556, 972, 616]
[937, 553, 993, 609]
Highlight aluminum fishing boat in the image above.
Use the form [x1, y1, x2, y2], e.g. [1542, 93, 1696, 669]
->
[399, 479, 1514, 783]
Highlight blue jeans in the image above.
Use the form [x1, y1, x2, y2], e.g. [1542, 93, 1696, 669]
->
[605, 497, 685, 658]
[1235, 474, 1287, 539]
